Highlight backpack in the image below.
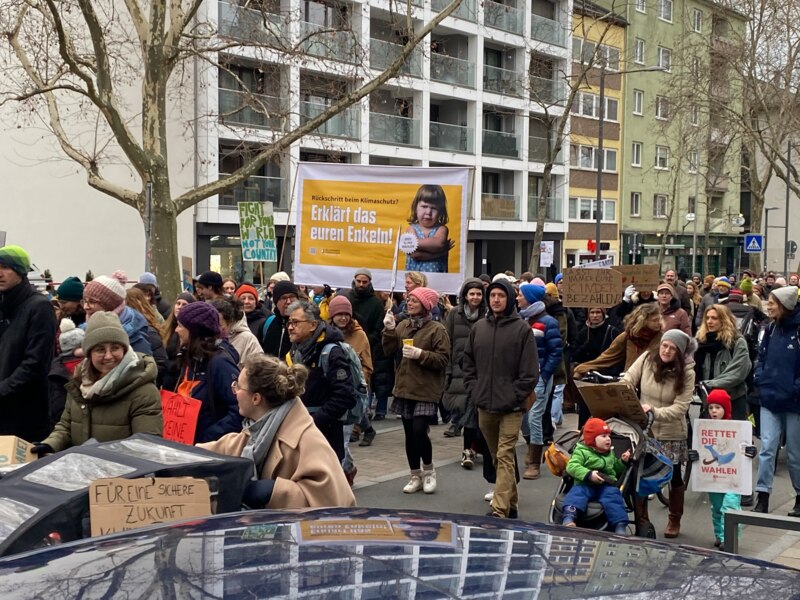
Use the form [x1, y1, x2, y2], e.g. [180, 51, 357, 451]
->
[260, 314, 276, 346]
[320, 341, 369, 425]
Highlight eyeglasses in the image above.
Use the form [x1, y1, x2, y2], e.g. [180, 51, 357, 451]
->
[231, 380, 251, 393]
[286, 319, 310, 328]
[82, 298, 101, 307]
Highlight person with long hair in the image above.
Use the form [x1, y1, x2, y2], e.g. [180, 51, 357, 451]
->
[685, 281, 703, 333]
[161, 292, 196, 391]
[623, 329, 696, 538]
[126, 287, 168, 385]
[198, 355, 355, 509]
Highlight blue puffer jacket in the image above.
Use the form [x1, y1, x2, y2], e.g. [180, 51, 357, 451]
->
[520, 302, 563, 382]
[754, 307, 800, 414]
[119, 306, 153, 355]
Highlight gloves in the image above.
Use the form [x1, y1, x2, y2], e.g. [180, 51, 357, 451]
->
[402, 345, 423, 360]
[687, 449, 699, 463]
[623, 285, 635, 303]
[383, 310, 396, 331]
[744, 445, 757, 459]
[242, 479, 276, 509]
[31, 443, 54, 457]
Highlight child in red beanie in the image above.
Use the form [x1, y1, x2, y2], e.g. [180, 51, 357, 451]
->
[562, 417, 632, 534]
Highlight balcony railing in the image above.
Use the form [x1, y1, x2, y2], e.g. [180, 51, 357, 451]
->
[432, 0, 476, 21]
[481, 193, 520, 220]
[299, 21, 358, 62]
[530, 13, 567, 47]
[430, 53, 475, 87]
[370, 113, 420, 146]
[430, 121, 474, 153]
[219, 88, 285, 130]
[530, 75, 566, 105]
[527, 195, 563, 222]
[369, 39, 422, 77]
[300, 101, 360, 139]
[528, 136, 564, 163]
[484, 0, 524, 35]
[482, 129, 520, 158]
[483, 65, 523, 97]
[217, 1, 286, 45]
[219, 174, 287, 210]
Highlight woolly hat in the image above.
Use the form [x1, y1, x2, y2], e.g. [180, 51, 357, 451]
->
[408, 287, 439, 312]
[739, 278, 753, 294]
[531, 277, 546, 286]
[329, 295, 353, 318]
[776, 277, 787, 287]
[354, 268, 373, 280]
[728, 288, 744, 304]
[657, 282, 676, 298]
[715, 277, 731, 290]
[177, 292, 197, 304]
[554, 273, 564, 285]
[59, 318, 85, 357]
[176, 301, 221, 338]
[492, 273, 516, 283]
[235, 284, 259, 300]
[0, 245, 31, 278]
[272, 280, 300, 302]
[582, 418, 611, 448]
[661, 329, 691, 355]
[478, 274, 492, 284]
[138, 272, 158, 287]
[84, 276, 126, 311]
[706, 389, 732, 420]
[197, 271, 223, 288]
[693, 272, 702, 279]
[704, 275, 716, 285]
[269, 271, 290, 283]
[520, 283, 546, 304]
[56, 276, 84, 302]
[545, 282, 560, 299]
[111, 270, 128, 285]
[772, 286, 799, 311]
[82, 311, 129, 354]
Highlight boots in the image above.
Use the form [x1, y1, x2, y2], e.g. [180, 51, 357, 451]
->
[634, 496, 652, 536]
[524, 444, 536, 467]
[788, 495, 800, 518]
[663, 485, 685, 538]
[523, 444, 543, 480]
[752, 491, 770, 514]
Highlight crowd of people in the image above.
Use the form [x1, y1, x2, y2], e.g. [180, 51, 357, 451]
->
[2, 241, 800, 544]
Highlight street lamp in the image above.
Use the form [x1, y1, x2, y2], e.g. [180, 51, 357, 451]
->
[765, 206, 779, 272]
[595, 63, 666, 260]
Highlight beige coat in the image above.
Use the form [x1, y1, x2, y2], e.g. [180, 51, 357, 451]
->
[342, 320, 373, 385]
[198, 399, 355, 509]
[622, 351, 695, 441]
[228, 315, 264, 368]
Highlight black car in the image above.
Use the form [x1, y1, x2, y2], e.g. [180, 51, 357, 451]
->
[0, 507, 797, 599]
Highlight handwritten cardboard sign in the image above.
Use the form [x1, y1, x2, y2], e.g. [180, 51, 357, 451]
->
[238, 201, 277, 263]
[614, 264, 660, 292]
[160, 391, 202, 445]
[574, 381, 647, 427]
[0, 436, 35, 465]
[689, 419, 752, 494]
[89, 477, 211, 536]
[562, 268, 623, 308]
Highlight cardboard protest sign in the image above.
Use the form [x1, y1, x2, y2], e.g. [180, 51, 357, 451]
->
[160, 391, 202, 445]
[689, 419, 753, 494]
[562, 268, 623, 308]
[574, 381, 647, 427]
[238, 201, 277, 263]
[0, 436, 34, 465]
[89, 477, 211, 536]
[614, 264, 660, 292]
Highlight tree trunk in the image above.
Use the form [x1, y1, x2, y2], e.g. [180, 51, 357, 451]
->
[529, 162, 555, 274]
[147, 196, 181, 303]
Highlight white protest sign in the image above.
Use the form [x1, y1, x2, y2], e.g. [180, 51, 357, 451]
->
[689, 419, 752, 494]
[574, 257, 614, 269]
[539, 241, 554, 268]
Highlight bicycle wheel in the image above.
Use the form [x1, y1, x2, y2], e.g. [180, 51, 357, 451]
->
[656, 487, 669, 507]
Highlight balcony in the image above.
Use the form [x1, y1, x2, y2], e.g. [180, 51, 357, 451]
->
[530, 75, 566, 105]
[431, 0, 476, 22]
[217, 1, 286, 45]
[370, 39, 422, 77]
[481, 193, 520, 220]
[528, 195, 563, 222]
[218, 88, 285, 130]
[482, 130, 520, 158]
[530, 13, 567, 47]
[219, 174, 287, 210]
[528, 136, 563, 163]
[300, 101, 360, 139]
[431, 53, 475, 87]
[483, 65, 523, 97]
[430, 121, 474, 153]
[484, 0, 524, 35]
[369, 113, 420, 146]
[299, 21, 358, 63]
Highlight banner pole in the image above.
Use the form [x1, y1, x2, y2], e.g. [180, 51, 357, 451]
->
[389, 226, 402, 296]
[278, 167, 300, 274]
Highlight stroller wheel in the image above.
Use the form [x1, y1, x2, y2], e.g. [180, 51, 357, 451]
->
[636, 522, 657, 539]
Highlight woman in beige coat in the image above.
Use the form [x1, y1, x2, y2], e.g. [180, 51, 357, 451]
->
[198, 354, 355, 509]
[623, 329, 695, 539]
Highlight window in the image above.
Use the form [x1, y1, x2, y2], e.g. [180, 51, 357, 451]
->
[688, 150, 699, 173]
[571, 93, 618, 122]
[634, 38, 645, 64]
[631, 192, 641, 216]
[692, 8, 703, 32]
[604, 148, 617, 172]
[658, 46, 672, 71]
[568, 197, 616, 222]
[690, 104, 699, 125]
[658, 0, 672, 22]
[655, 96, 670, 120]
[636, 0, 645, 12]
[631, 142, 642, 167]
[655, 145, 670, 169]
[633, 89, 644, 115]
[606, 98, 619, 121]
[569, 144, 617, 172]
[603, 46, 620, 71]
[653, 194, 668, 217]
[572, 39, 620, 70]
[691, 57, 701, 80]
[688, 196, 696, 213]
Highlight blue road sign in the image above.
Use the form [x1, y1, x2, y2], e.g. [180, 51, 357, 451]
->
[744, 234, 764, 253]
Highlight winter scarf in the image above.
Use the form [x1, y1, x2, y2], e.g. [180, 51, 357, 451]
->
[629, 326, 658, 349]
[519, 301, 546, 320]
[241, 397, 296, 479]
[79, 346, 140, 400]
[408, 312, 432, 331]
[694, 332, 726, 381]
[291, 321, 326, 366]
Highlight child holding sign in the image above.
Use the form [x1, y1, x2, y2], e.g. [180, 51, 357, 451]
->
[404, 185, 454, 273]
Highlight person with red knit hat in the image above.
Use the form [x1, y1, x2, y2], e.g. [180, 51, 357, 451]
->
[562, 417, 632, 534]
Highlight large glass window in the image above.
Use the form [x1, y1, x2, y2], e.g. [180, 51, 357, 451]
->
[634, 38, 645, 64]
[633, 89, 644, 115]
[655, 145, 670, 169]
[658, 0, 673, 22]
[658, 46, 672, 71]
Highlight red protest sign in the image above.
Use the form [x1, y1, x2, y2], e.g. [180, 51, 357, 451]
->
[160, 390, 202, 445]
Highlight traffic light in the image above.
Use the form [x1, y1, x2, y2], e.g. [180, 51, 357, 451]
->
[587, 239, 597, 253]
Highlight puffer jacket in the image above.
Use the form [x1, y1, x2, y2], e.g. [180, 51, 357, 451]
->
[566, 442, 626, 484]
[754, 307, 800, 414]
[383, 317, 450, 403]
[42, 353, 163, 451]
[546, 300, 575, 386]
[118, 306, 152, 355]
[521, 303, 562, 382]
[228, 315, 264, 368]
[442, 278, 485, 415]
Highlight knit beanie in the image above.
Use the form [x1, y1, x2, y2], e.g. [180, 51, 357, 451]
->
[0, 245, 31, 277]
[59, 318, 85, 357]
[545, 282, 560, 299]
[661, 329, 691, 355]
[111, 270, 128, 285]
[176, 301, 221, 338]
[56, 276, 84, 302]
[776, 277, 787, 287]
[772, 286, 799, 311]
[329, 295, 353, 318]
[704, 275, 715, 286]
[235, 284, 259, 300]
[554, 273, 564, 285]
[531, 277, 546, 286]
[408, 287, 439, 312]
[197, 271, 223, 288]
[83, 276, 126, 312]
[269, 271, 290, 283]
[272, 280, 300, 302]
[582, 418, 611, 448]
[520, 283, 546, 304]
[354, 268, 373, 280]
[138, 272, 158, 287]
[706, 389, 732, 420]
[715, 277, 731, 291]
[728, 289, 743, 304]
[82, 311, 129, 354]
[739, 278, 753, 294]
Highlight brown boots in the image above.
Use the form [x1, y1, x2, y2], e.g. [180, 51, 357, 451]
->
[523, 444, 543, 480]
[664, 485, 685, 538]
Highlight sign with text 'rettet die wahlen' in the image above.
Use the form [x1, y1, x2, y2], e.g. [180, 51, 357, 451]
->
[689, 419, 752, 494]
[562, 268, 623, 308]
[238, 202, 277, 262]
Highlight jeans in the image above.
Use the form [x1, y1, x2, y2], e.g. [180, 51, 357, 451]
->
[551, 383, 565, 425]
[374, 394, 388, 417]
[342, 424, 355, 472]
[479, 409, 522, 517]
[521, 376, 553, 445]
[562, 483, 628, 526]
[756, 407, 800, 494]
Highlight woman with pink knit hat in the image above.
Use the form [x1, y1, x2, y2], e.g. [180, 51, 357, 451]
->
[82, 275, 152, 355]
[382, 287, 451, 495]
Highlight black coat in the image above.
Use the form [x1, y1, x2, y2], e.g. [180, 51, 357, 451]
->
[262, 312, 291, 359]
[245, 305, 270, 346]
[0, 281, 58, 442]
[572, 319, 622, 365]
[147, 326, 168, 387]
[346, 285, 385, 350]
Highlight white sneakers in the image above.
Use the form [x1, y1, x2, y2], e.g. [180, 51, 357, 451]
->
[403, 473, 423, 493]
[460, 449, 475, 469]
[403, 469, 436, 494]
[484, 489, 494, 502]
[422, 469, 437, 494]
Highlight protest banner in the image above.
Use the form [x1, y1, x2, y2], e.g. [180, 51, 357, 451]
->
[574, 381, 647, 427]
[295, 518, 457, 548]
[295, 164, 469, 294]
[89, 477, 211, 536]
[561, 268, 623, 308]
[160, 391, 202, 445]
[574, 257, 614, 269]
[539, 241, 554, 268]
[614, 264, 660, 292]
[689, 419, 752, 494]
[238, 202, 277, 263]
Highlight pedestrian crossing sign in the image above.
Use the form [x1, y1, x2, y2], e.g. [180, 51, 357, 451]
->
[744, 234, 763, 253]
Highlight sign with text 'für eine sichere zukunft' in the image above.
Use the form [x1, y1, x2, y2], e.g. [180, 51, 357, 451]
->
[238, 202, 277, 263]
